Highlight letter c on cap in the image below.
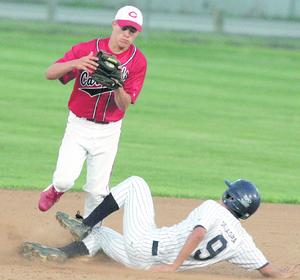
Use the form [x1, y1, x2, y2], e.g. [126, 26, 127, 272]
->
[129, 11, 137, 18]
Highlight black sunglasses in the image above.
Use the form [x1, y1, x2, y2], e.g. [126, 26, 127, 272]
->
[121, 26, 137, 33]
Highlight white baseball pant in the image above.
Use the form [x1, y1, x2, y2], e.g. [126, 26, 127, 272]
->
[51, 111, 122, 216]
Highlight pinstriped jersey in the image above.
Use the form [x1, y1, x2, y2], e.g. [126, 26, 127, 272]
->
[154, 200, 268, 271]
[56, 38, 147, 123]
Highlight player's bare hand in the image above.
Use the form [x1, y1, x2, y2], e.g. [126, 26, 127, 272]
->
[72, 51, 99, 73]
[150, 263, 177, 272]
[260, 263, 300, 278]
[280, 264, 300, 278]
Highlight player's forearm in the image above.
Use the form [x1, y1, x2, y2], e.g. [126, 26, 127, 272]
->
[45, 61, 76, 80]
[172, 227, 206, 270]
[114, 87, 131, 111]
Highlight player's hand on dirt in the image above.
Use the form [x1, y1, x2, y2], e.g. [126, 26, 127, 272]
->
[279, 264, 300, 278]
[260, 263, 300, 278]
[72, 51, 99, 73]
[150, 263, 177, 272]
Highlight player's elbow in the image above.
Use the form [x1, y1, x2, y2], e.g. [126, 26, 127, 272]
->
[45, 68, 57, 80]
[193, 226, 206, 241]
[45, 63, 62, 80]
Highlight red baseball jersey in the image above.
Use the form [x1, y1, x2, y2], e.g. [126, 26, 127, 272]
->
[56, 38, 147, 122]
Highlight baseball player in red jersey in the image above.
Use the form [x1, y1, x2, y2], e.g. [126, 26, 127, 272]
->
[38, 6, 147, 218]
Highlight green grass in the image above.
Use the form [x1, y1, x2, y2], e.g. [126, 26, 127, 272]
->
[0, 19, 300, 203]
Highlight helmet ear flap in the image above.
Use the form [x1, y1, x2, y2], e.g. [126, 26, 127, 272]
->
[222, 190, 243, 219]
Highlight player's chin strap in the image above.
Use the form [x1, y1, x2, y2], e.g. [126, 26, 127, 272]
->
[227, 208, 242, 219]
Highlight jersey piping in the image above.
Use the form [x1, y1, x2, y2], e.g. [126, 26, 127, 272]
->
[102, 92, 113, 121]
[96, 38, 137, 67]
[92, 94, 101, 119]
[94, 39, 137, 121]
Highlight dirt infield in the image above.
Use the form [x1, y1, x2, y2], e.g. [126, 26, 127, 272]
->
[0, 189, 299, 280]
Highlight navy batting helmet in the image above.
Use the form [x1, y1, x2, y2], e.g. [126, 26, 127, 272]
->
[222, 179, 260, 220]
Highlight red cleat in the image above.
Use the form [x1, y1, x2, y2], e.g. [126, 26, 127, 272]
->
[38, 185, 64, 212]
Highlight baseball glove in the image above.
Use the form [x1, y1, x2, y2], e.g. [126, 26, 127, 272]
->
[91, 51, 123, 89]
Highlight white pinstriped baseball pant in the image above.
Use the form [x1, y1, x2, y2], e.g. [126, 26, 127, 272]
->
[83, 176, 161, 269]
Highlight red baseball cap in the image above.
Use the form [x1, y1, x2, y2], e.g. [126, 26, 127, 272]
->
[114, 6, 143, 32]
